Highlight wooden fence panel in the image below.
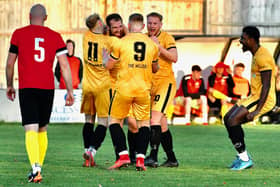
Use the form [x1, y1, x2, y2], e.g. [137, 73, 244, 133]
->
[0, 0, 204, 88]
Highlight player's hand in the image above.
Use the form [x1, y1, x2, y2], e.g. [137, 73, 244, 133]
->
[102, 48, 110, 67]
[65, 92, 74, 106]
[6, 86, 16, 101]
[246, 110, 258, 121]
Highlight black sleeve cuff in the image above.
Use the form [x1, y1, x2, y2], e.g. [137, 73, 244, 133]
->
[167, 46, 176, 50]
[9, 44, 18, 54]
[110, 54, 119, 60]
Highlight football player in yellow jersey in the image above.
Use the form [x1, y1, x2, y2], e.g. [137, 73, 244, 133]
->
[81, 14, 112, 167]
[144, 12, 179, 168]
[104, 13, 159, 171]
[224, 26, 276, 170]
[106, 13, 138, 163]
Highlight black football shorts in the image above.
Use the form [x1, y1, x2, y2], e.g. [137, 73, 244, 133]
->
[19, 88, 54, 127]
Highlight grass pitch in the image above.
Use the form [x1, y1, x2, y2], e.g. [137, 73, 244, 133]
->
[0, 123, 280, 186]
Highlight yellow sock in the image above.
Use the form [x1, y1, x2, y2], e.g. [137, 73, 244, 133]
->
[213, 90, 228, 100]
[25, 131, 39, 166]
[38, 131, 48, 166]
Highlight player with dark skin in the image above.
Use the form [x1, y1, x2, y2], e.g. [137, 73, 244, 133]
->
[224, 26, 276, 170]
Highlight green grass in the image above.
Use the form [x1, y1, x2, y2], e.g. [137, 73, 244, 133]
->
[0, 123, 280, 186]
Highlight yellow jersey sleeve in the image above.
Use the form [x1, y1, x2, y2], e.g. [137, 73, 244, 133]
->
[152, 31, 176, 81]
[256, 54, 274, 72]
[164, 33, 176, 50]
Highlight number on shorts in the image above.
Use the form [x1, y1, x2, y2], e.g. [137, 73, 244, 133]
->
[154, 95, 160, 101]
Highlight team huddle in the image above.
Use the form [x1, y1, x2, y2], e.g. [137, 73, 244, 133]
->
[5, 3, 277, 184]
[81, 12, 178, 171]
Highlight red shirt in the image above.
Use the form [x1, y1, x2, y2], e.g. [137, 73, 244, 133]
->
[10, 25, 67, 89]
[59, 56, 82, 89]
[213, 76, 228, 95]
[176, 75, 206, 99]
[185, 76, 203, 94]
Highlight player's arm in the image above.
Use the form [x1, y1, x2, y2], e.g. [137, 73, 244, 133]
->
[152, 60, 159, 73]
[227, 74, 236, 98]
[197, 78, 207, 96]
[54, 62, 61, 82]
[208, 74, 215, 88]
[247, 81, 251, 96]
[78, 58, 83, 82]
[102, 48, 118, 70]
[150, 35, 178, 63]
[182, 76, 189, 97]
[247, 70, 271, 121]
[5, 52, 17, 101]
[158, 46, 178, 63]
[152, 45, 159, 73]
[57, 54, 74, 106]
[105, 56, 118, 70]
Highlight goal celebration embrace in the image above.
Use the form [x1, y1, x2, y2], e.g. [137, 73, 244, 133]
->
[3, 1, 280, 186]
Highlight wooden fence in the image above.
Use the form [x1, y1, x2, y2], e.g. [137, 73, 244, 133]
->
[0, 0, 204, 88]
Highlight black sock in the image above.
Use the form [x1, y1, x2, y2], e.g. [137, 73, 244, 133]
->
[109, 123, 127, 155]
[91, 125, 107, 150]
[227, 125, 246, 153]
[149, 125, 161, 161]
[82, 123, 94, 149]
[224, 109, 246, 154]
[127, 130, 137, 160]
[135, 127, 150, 155]
[161, 129, 177, 162]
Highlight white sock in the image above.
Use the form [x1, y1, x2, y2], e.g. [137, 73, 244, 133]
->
[32, 163, 41, 174]
[238, 151, 249, 161]
[90, 147, 97, 157]
[136, 154, 145, 159]
[119, 150, 128, 156]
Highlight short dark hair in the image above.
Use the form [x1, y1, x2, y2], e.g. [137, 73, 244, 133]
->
[106, 13, 122, 27]
[147, 12, 163, 22]
[86, 13, 100, 29]
[234, 63, 245, 69]
[242, 26, 260, 44]
[129, 13, 143, 23]
[66, 39, 75, 49]
[192, 65, 201, 72]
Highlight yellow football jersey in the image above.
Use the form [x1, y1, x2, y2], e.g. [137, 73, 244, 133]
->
[108, 36, 121, 87]
[82, 31, 112, 91]
[110, 33, 159, 97]
[152, 31, 176, 82]
[251, 46, 276, 102]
